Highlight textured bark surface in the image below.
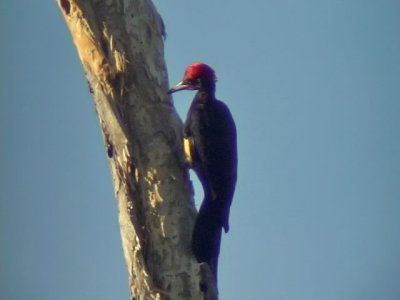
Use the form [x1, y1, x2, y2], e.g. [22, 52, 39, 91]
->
[57, 0, 217, 299]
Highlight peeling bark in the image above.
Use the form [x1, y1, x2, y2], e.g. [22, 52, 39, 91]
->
[57, 0, 217, 299]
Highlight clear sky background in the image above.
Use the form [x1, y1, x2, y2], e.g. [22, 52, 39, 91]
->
[1, 1, 400, 300]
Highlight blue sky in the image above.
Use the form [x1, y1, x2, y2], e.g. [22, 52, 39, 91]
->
[1, 1, 400, 300]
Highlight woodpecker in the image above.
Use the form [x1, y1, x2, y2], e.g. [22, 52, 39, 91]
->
[168, 63, 237, 278]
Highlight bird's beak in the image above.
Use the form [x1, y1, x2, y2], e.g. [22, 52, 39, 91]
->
[167, 80, 199, 94]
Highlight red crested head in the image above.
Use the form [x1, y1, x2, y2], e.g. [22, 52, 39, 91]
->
[183, 62, 216, 82]
[168, 62, 217, 94]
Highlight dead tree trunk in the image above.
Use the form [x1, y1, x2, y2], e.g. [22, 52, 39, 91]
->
[57, 0, 217, 299]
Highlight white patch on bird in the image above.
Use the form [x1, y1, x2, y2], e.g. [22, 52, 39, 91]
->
[183, 137, 193, 164]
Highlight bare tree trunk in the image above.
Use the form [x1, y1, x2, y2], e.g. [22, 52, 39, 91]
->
[57, 0, 217, 299]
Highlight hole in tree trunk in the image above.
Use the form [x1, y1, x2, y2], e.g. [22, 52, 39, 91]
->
[60, 0, 71, 15]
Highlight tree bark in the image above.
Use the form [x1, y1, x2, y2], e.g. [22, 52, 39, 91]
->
[57, 0, 218, 299]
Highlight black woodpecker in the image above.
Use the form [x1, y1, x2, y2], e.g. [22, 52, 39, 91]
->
[168, 63, 237, 278]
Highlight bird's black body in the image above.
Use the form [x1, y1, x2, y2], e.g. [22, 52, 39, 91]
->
[168, 63, 237, 279]
[186, 90, 237, 276]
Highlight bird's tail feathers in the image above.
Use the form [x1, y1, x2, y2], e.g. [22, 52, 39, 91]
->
[191, 196, 223, 278]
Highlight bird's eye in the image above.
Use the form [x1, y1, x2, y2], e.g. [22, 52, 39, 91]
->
[184, 79, 198, 85]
